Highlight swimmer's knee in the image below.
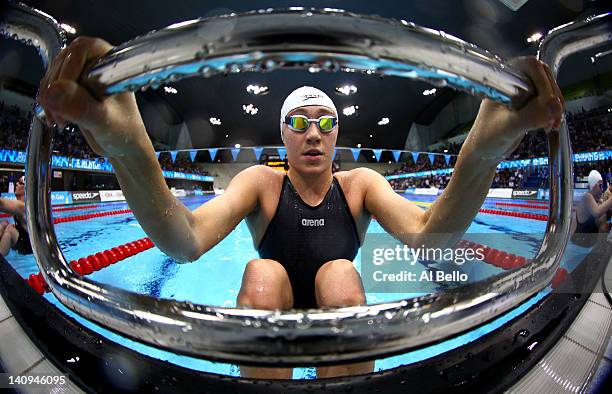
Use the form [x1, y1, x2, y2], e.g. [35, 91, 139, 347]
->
[316, 259, 358, 279]
[237, 259, 293, 309]
[315, 259, 365, 307]
[243, 258, 285, 275]
[0, 225, 15, 239]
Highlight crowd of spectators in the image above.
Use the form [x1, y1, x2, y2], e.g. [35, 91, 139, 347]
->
[388, 167, 543, 190]
[575, 159, 612, 182]
[384, 155, 456, 177]
[387, 105, 611, 190]
[158, 153, 209, 176]
[0, 101, 209, 176]
[431, 105, 612, 158]
[0, 102, 30, 152]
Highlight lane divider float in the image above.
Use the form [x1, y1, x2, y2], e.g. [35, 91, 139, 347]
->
[478, 208, 547, 221]
[494, 202, 549, 210]
[52, 204, 100, 212]
[25, 237, 155, 295]
[456, 239, 568, 288]
[2, 205, 103, 218]
[53, 209, 132, 224]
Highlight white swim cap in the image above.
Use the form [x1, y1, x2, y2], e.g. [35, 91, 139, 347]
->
[587, 170, 602, 190]
[279, 86, 337, 140]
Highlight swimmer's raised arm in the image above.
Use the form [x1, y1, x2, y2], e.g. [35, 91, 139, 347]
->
[365, 57, 565, 246]
[0, 198, 25, 216]
[37, 37, 259, 262]
[584, 192, 612, 218]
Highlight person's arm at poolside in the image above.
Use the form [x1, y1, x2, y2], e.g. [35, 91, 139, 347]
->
[361, 154, 497, 247]
[109, 152, 262, 261]
[584, 192, 612, 219]
[365, 57, 565, 246]
[0, 198, 25, 216]
[603, 187, 612, 203]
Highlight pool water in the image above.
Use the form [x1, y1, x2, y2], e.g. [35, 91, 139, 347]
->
[4, 194, 592, 379]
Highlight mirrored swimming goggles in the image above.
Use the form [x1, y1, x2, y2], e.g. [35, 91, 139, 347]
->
[284, 115, 338, 133]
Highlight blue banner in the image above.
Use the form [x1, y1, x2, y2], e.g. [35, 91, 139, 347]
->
[208, 148, 218, 161]
[411, 152, 419, 164]
[231, 148, 240, 161]
[155, 152, 160, 160]
[350, 148, 361, 161]
[277, 147, 286, 159]
[0, 149, 213, 182]
[333, 149, 338, 161]
[189, 150, 197, 162]
[2, 191, 74, 205]
[51, 191, 73, 205]
[161, 170, 214, 182]
[386, 168, 454, 180]
[0, 150, 26, 164]
[392, 150, 402, 162]
[572, 150, 612, 162]
[170, 151, 178, 163]
[427, 153, 435, 165]
[373, 149, 383, 162]
[252, 147, 264, 161]
[444, 154, 451, 165]
[386, 150, 612, 180]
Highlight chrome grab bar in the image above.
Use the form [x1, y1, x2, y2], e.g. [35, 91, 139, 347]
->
[3, 2, 610, 365]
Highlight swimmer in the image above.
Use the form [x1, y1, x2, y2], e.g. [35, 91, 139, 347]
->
[571, 170, 612, 247]
[38, 37, 564, 379]
[603, 175, 612, 204]
[0, 176, 32, 256]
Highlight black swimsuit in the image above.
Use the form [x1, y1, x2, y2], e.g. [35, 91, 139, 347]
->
[257, 175, 360, 308]
[12, 215, 33, 255]
[571, 193, 605, 248]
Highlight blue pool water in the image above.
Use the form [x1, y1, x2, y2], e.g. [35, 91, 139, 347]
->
[4, 194, 591, 379]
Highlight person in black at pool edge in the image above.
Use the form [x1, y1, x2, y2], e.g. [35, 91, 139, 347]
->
[0, 176, 33, 256]
[38, 37, 564, 379]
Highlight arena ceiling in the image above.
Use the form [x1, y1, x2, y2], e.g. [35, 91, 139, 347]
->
[1, 0, 610, 155]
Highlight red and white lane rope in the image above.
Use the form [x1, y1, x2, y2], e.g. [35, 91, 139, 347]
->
[494, 202, 549, 210]
[25, 237, 155, 295]
[53, 209, 132, 224]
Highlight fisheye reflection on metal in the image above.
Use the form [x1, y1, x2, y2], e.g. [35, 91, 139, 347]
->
[77, 8, 535, 108]
[2, 1, 609, 365]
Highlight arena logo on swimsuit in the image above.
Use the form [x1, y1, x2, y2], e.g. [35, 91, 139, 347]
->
[302, 218, 325, 227]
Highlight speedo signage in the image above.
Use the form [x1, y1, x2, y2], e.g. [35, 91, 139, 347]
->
[70, 191, 101, 203]
[511, 189, 538, 199]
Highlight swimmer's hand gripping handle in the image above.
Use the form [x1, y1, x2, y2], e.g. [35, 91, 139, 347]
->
[79, 58, 113, 102]
[509, 76, 535, 111]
